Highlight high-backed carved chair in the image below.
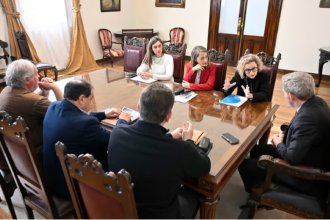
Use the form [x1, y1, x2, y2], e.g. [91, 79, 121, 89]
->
[208, 48, 231, 91]
[98, 28, 124, 67]
[55, 142, 138, 219]
[244, 155, 330, 219]
[0, 111, 73, 219]
[0, 139, 17, 218]
[124, 36, 147, 74]
[0, 40, 10, 65]
[14, 31, 58, 81]
[164, 27, 185, 45]
[164, 43, 187, 83]
[244, 49, 282, 101]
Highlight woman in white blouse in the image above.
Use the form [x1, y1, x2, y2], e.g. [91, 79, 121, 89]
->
[136, 36, 174, 81]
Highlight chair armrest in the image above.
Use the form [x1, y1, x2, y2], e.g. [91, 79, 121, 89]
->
[258, 155, 330, 181]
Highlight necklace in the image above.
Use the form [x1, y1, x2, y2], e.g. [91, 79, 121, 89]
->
[153, 56, 163, 64]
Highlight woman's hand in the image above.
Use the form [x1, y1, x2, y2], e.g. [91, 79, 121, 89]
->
[140, 72, 153, 79]
[222, 79, 236, 91]
[241, 85, 253, 100]
[192, 64, 206, 72]
[182, 80, 190, 89]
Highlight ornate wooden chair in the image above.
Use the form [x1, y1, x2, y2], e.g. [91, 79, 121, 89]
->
[208, 48, 231, 91]
[55, 141, 138, 219]
[164, 43, 187, 83]
[0, 111, 74, 219]
[0, 40, 10, 65]
[0, 139, 17, 218]
[164, 27, 185, 45]
[244, 49, 282, 101]
[244, 155, 330, 219]
[124, 36, 147, 74]
[98, 28, 124, 67]
[14, 31, 58, 81]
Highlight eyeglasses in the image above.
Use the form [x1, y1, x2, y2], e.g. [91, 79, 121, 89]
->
[244, 66, 258, 73]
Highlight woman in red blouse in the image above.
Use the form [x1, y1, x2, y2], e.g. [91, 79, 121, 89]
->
[182, 45, 216, 90]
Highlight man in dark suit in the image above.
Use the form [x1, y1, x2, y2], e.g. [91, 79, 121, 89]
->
[43, 79, 130, 199]
[239, 71, 330, 202]
[108, 83, 211, 219]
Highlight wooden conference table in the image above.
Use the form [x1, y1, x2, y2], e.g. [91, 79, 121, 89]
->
[50, 69, 279, 219]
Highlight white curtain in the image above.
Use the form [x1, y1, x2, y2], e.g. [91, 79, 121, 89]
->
[16, 0, 72, 70]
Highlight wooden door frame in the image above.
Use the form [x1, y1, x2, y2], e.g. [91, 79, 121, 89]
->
[207, 0, 283, 58]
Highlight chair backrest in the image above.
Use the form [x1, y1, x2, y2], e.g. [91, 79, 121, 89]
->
[122, 28, 154, 35]
[164, 43, 187, 83]
[0, 111, 72, 219]
[98, 28, 113, 50]
[124, 36, 147, 73]
[0, 40, 10, 65]
[208, 48, 231, 91]
[244, 49, 282, 101]
[55, 142, 138, 219]
[256, 52, 281, 101]
[169, 27, 185, 45]
[14, 31, 33, 61]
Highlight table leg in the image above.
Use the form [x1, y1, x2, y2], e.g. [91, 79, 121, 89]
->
[199, 194, 220, 219]
[317, 60, 326, 87]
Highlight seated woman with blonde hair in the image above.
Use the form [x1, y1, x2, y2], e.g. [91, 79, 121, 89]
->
[136, 36, 174, 81]
[223, 54, 270, 102]
[182, 46, 216, 90]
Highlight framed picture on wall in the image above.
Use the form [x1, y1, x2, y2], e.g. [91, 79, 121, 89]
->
[320, 0, 330, 8]
[155, 0, 185, 8]
[100, 0, 120, 12]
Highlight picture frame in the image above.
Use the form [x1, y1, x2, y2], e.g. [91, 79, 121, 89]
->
[100, 0, 120, 12]
[155, 0, 185, 8]
[320, 0, 330, 8]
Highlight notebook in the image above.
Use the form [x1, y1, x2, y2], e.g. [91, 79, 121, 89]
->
[219, 94, 248, 107]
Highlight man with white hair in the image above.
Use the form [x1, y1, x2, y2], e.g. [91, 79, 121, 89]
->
[0, 59, 63, 192]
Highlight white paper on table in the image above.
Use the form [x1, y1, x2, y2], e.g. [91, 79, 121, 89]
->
[130, 76, 157, 84]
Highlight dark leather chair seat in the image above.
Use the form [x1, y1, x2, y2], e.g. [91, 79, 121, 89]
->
[261, 183, 326, 218]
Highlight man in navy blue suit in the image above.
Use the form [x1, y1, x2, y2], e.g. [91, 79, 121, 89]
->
[108, 83, 211, 219]
[239, 72, 330, 202]
[43, 79, 130, 199]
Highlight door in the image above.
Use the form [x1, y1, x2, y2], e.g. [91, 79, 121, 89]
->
[208, 0, 282, 65]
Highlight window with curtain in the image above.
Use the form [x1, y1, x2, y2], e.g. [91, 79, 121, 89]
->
[16, 0, 72, 70]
